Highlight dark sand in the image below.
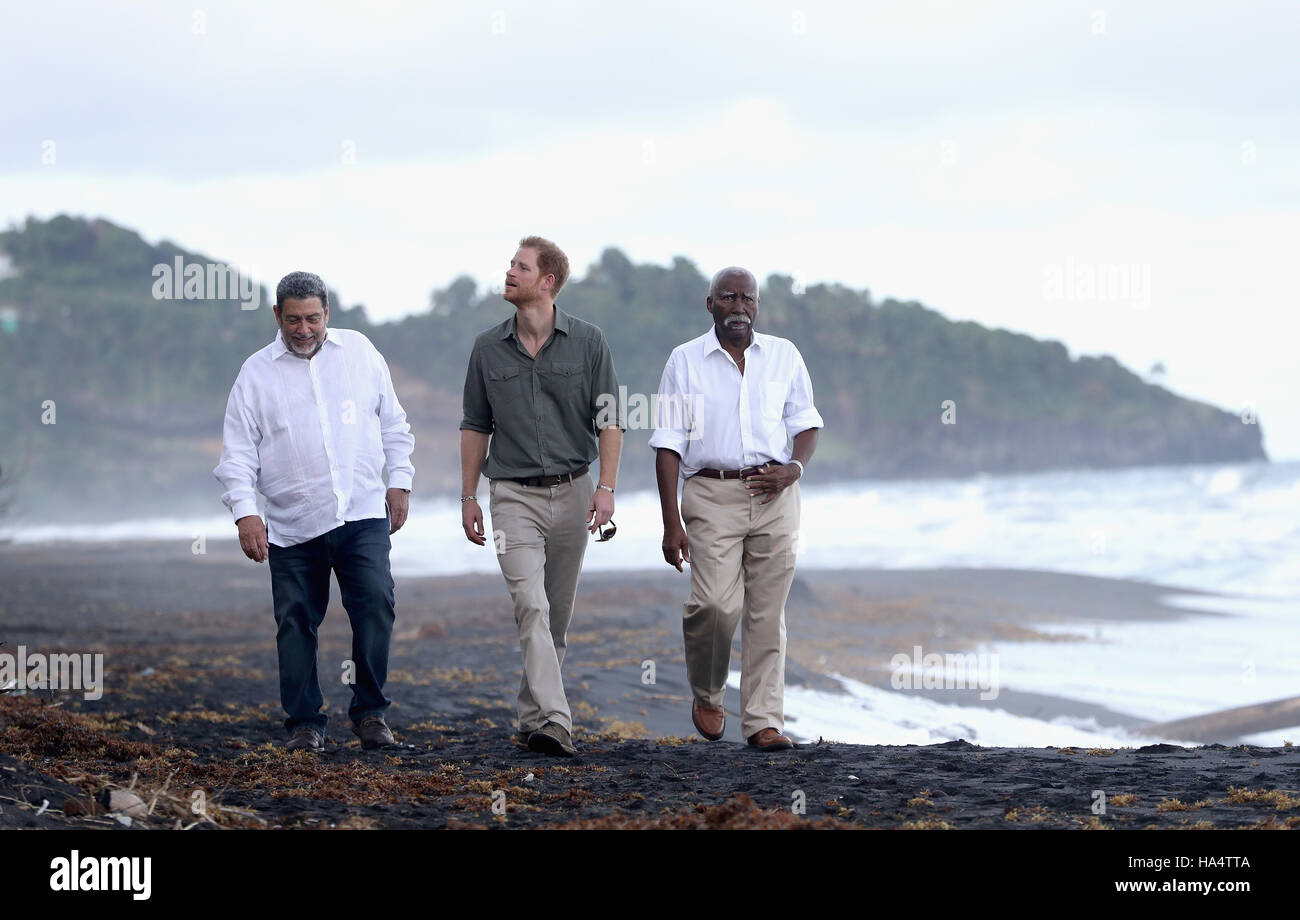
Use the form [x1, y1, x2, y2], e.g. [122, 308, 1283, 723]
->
[1, 540, 1297, 830]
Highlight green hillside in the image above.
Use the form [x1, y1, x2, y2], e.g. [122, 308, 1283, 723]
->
[0, 216, 1266, 521]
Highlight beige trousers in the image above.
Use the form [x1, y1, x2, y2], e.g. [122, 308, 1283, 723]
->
[489, 474, 594, 735]
[680, 475, 800, 739]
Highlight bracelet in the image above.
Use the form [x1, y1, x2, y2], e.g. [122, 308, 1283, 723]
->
[597, 484, 615, 493]
[789, 459, 805, 478]
[461, 495, 478, 503]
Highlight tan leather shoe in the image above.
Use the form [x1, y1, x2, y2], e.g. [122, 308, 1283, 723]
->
[746, 727, 794, 751]
[691, 700, 725, 741]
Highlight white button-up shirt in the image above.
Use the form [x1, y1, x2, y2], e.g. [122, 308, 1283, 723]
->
[649, 327, 824, 479]
[213, 328, 415, 547]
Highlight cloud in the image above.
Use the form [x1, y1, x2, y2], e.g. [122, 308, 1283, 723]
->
[1, 0, 1297, 455]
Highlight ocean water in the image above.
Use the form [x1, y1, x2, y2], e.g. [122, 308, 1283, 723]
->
[773, 672, 1170, 749]
[6, 458, 1298, 746]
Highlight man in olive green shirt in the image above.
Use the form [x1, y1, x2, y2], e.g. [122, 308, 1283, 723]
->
[459, 235, 623, 757]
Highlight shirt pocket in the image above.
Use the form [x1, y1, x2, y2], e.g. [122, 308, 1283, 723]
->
[763, 380, 789, 423]
[544, 361, 588, 402]
[487, 364, 525, 404]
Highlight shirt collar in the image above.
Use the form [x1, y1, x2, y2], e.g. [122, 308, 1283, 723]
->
[270, 327, 336, 360]
[499, 304, 570, 340]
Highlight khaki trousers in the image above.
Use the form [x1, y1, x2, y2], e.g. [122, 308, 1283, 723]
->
[489, 474, 594, 735]
[680, 475, 800, 739]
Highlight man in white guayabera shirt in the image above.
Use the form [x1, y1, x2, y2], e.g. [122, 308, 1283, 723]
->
[649, 266, 823, 752]
[214, 271, 415, 752]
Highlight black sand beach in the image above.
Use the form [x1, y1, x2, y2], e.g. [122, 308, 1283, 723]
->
[1, 540, 1297, 830]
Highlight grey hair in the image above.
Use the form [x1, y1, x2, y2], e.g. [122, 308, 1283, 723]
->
[709, 266, 758, 299]
[276, 271, 329, 309]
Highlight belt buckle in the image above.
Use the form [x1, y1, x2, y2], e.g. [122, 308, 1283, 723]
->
[739, 465, 760, 479]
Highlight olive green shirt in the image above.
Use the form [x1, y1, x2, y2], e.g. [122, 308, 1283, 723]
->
[460, 306, 621, 480]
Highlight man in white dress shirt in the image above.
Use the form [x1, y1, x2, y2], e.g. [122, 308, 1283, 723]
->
[649, 266, 823, 751]
[214, 271, 415, 752]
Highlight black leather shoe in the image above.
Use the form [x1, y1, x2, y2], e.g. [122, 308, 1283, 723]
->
[286, 725, 324, 751]
[352, 715, 395, 749]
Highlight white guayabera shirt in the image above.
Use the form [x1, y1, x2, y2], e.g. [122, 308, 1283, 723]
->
[648, 327, 824, 479]
[213, 328, 415, 547]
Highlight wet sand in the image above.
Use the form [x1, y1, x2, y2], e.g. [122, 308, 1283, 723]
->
[1, 540, 1296, 829]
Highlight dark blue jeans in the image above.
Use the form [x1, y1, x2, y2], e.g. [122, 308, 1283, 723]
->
[268, 516, 395, 735]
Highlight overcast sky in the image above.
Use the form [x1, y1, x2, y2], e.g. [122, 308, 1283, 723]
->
[2, 0, 1297, 457]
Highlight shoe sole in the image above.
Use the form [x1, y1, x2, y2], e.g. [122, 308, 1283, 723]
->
[747, 738, 795, 751]
[354, 734, 394, 750]
[527, 732, 577, 757]
[692, 707, 725, 742]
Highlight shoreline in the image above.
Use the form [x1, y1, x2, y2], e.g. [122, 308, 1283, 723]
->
[0, 540, 1235, 739]
[2, 540, 1297, 829]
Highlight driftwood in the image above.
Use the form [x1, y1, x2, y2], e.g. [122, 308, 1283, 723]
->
[1140, 695, 1300, 744]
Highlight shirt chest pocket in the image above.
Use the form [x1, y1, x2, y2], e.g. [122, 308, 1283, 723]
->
[487, 365, 525, 403]
[543, 361, 588, 400]
[763, 380, 788, 423]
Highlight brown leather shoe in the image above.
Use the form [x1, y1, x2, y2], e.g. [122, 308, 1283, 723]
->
[746, 727, 794, 751]
[351, 715, 395, 750]
[691, 700, 725, 741]
[528, 721, 577, 757]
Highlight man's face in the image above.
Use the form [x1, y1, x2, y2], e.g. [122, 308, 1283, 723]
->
[503, 247, 551, 305]
[707, 271, 759, 344]
[275, 296, 329, 358]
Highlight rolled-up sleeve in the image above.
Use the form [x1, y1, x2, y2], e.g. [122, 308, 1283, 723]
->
[648, 350, 690, 457]
[459, 343, 493, 434]
[589, 330, 622, 430]
[213, 376, 263, 522]
[784, 346, 825, 437]
[375, 350, 415, 491]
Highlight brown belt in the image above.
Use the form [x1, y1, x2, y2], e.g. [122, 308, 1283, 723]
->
[510, 464, 589, 488]
[692, 460, 782, 480]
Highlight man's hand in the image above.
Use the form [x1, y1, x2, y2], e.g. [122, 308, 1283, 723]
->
[236, 515, 269, 563]
[386, 488, 410, 535]
[587, 487, 615, 534]
[462, 498, 486, 546]
[662, 521, 691, 572]
[743, 462, 802, 504]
